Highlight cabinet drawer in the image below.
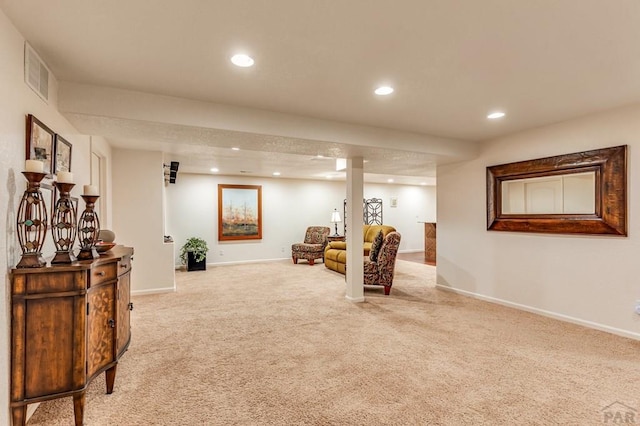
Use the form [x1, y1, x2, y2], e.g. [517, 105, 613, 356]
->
[91, 264, 117, 285]
[118, 256, 131, 276]
[22, 271, 84, 294]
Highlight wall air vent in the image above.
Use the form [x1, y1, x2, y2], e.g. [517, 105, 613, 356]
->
[24, 42, 50, 103]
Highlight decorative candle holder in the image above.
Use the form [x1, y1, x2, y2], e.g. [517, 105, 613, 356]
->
[51, 182, 77, 264]
[77, 195, 100, 260]
[16, 172, 48, 268]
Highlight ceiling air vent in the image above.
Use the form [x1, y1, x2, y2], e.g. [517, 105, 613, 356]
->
[24, 42, 49, 103]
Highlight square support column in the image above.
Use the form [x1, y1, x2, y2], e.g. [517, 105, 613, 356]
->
[345, 157, 364, 302]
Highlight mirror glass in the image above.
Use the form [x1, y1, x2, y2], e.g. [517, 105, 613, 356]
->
[486, 145, 627, 235]
[501, 171, 595, 215]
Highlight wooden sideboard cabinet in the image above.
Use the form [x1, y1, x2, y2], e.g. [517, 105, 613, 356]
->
[10, 246, 134, 426]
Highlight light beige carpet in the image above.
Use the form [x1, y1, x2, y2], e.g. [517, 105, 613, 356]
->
[28, 260, 639, 425]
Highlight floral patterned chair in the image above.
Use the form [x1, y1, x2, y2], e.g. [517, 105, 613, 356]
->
[363, 231, 401, 295]
[291, 226, 331, 266]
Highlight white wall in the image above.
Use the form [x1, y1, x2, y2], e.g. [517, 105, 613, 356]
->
[437, 104, 640, 339]
[112, 149, 175, 294]
[365, 182, 437, 241]
[165, 173, 435, 266]
[0, 10, 105, 425]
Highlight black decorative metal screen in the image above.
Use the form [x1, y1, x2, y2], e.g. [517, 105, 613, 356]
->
[365, 198, 383, 225]
[343, 198, 383, 235]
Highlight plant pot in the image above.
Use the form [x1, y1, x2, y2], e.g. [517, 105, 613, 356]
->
[187, 252, 206, 271]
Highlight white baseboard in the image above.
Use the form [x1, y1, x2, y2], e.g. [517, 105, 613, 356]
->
[174, 257, 292, 269]
[26, 403, 39, 421]
[435, 284, 640, 341]
[132, 287, 176, 296]
[173, 251, 425, 270]
[210, 257, 292, 266]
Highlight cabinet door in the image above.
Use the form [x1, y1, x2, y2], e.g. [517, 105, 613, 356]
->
[22, 294, 85, 398]
[116, 271, 131, 356]
[87, 283, 115, 378]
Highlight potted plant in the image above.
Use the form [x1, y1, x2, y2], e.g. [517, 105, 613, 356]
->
[179, 237, 209, 271]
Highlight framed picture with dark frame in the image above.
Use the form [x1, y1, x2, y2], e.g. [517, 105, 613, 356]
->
[218, 184, 262, 241]
[54, 135, 72, 174]
[26, 114, 55, 176]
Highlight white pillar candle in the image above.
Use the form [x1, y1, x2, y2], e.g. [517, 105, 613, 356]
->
[83, 185, 99, 196]
[57, 171, 74, 183]
[25, 159, 44, 173]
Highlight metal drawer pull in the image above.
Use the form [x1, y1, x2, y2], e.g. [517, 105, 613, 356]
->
[120, 264, 128, 268]
[108, 319, 115, 328]
[96, 271, 105, 277]
[128, 302, 134, 311]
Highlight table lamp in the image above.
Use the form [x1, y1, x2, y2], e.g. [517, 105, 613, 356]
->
[330, 209, 342, 236]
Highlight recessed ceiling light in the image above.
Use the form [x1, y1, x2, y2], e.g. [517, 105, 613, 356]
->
[420, 182, 427, 185]
[210, 167, 219, 172]
[231, 147, 240, 151]
[272, 172, 281, 176]
[487, 111, 506, 119]
[387, 178, 394, 183]
[375, 86, 394, 96]
[231, 54, 254, 67]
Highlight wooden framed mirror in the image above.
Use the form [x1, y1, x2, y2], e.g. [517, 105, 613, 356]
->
[487, 145, 627, 235]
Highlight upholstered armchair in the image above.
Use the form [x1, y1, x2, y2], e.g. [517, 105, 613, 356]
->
[291, 226, 331, 265]
[363, 231, 401, 295]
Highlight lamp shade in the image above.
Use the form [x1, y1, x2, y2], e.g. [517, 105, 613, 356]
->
[330, 211, 342, 223]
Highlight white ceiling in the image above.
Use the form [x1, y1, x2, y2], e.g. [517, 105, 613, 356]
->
[2, 0, 640, 184]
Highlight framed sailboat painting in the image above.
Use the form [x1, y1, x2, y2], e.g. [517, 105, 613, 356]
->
[218, 184, 262, 241]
